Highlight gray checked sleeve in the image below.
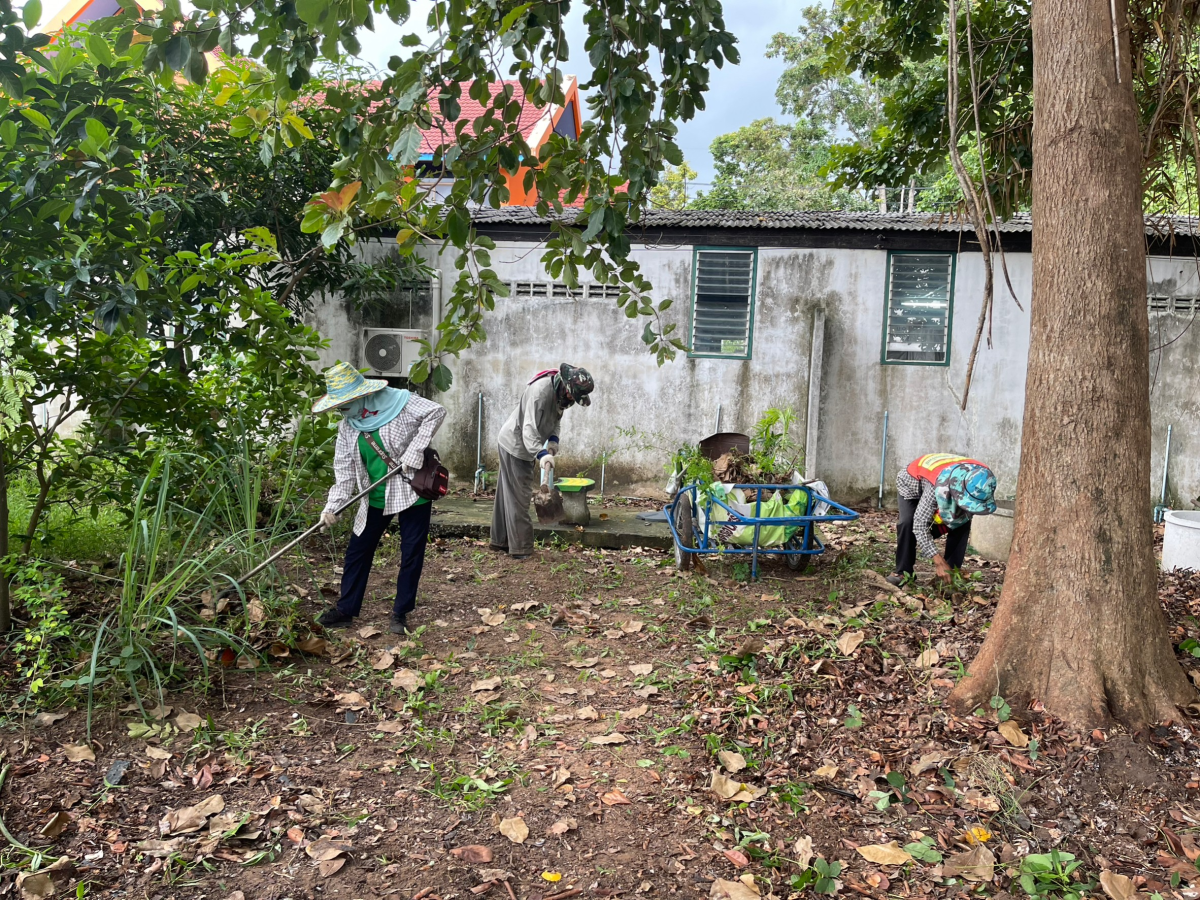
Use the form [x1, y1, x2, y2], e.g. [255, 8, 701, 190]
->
[912, 482, 940, 559]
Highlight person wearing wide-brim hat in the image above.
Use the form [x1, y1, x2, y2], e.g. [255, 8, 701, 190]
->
[491, 363, 594, 559]
[312, 362, 446, 633]
[887, 453, 997, 587]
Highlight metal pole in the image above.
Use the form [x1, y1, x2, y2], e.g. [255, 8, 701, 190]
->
[474, 391, 485, 493]
[877, 410, 889, 510]
[600, 461, 606, 500]
[1157, 424, 1173, 522]
[715, 403, 722, 434]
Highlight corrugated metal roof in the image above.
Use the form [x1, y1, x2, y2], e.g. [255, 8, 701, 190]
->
[469, 208, 1200, 236]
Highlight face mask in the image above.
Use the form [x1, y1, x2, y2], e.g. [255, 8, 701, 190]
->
[340, 398, 369, 421]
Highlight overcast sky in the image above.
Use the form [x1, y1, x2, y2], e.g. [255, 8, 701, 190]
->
[353, 0, 801, 186]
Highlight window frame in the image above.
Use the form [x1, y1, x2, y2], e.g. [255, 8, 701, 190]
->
[879, 249, 957, 368]
[687, 246, 759, 361]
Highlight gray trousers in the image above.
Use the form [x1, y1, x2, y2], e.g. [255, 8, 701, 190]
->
[492, 448, 535, 556]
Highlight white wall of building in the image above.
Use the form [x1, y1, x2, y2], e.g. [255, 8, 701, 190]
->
[306, 236, 1200, 508]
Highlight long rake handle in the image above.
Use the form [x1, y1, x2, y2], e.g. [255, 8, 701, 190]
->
[229, 462, 406, 589]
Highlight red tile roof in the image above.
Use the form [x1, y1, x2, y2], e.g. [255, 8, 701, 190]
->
[420, 80, 556, 154]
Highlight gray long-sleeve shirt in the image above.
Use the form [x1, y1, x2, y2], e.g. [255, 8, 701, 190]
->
[498, 376, 563, 461]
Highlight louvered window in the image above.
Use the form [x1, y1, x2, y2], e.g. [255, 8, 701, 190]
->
[690, 249, 757, 358]
[883, 253, 955, 365]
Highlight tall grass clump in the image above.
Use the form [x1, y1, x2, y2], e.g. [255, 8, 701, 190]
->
[71, 452, 247, 739]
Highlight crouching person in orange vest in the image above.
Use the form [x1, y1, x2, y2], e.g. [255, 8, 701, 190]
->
[886, 453, 997, 587]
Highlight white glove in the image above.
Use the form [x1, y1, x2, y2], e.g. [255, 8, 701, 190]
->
[540, 456, 555, 479]
[546, 439, 559, 456]
[319, 510, 338, 531]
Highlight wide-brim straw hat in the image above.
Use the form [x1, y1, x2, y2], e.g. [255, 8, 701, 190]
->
[312, 361, 388, 413]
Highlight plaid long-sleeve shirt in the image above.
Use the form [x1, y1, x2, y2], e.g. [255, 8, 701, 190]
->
[896, 471, 942, 559]
[323, 395, 446, 535]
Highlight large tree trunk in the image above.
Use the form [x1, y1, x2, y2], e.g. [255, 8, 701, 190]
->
[0, 440, 9, 632]
[948, 0, 1194, 728]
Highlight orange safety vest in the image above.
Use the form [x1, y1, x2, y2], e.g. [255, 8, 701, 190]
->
[907, 453, 985, 484]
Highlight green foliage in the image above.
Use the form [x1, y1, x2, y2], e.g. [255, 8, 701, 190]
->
[0, 30, 330, 579]
[693, 118, 875, 212]
[649, 161, 698, 210]
[79, 0, 741, 376]
[1018, 851, 1093, 900]
[751, 407, 803, 477]
[9, 561, 71, 697]
[790, 857, 843, 895]
[904, 835, 943, 863]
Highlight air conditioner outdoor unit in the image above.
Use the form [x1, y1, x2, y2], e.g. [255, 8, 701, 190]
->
[361, 328, 425, 378]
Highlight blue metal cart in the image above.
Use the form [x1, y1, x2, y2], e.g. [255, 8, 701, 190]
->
[666, 482, 859, 579]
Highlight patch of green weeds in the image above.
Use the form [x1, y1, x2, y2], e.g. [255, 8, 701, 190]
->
[868, 771, 908, 810]
[1018, 851, 1093, 900]
[790, 858, 842, 895]
[423, 764, 512, 810]
[221, 718, 268, 765]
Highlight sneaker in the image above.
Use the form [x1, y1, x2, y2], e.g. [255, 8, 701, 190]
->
[390, 612, 408, 635]
[510, 553, 532, 560]
[317, 608, 354, 628]
[884, 573, 905, 587]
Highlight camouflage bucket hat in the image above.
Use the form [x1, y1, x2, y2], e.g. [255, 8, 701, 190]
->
[559, 363, 594, 406]
[937, 463, 997, 518]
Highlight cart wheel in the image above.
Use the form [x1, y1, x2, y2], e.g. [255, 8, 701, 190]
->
[673, 493, 696, 572]
[785, 528, 814, 573]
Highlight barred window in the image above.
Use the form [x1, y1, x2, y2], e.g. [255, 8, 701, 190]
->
[586, 283, 622, 301]
[883, 252, 955, 365]
[1149, 294, 1171, 312]
[689, 249, 757, 359]
[512, 282, 549, 299]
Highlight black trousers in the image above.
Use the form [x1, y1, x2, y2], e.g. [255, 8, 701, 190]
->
[336, 502, 433, 618]
[894, 497, 971, 576]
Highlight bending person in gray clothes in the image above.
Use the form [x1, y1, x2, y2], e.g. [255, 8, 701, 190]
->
[491, 364, 594, 559]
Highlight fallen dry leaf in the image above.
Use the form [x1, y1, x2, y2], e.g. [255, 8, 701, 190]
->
[451, 845, 495, 864]
[601, 789, 632, 805]
[477, 608, 506, 626]
[998, 719, 1030, 748]
[498, 817, 529, 844]
[40, 812, 70, 840]
[710, 877, 760, 900]
[305, 836, 352, 861]
[568, 657, 600, 669]
[793, 836, 814, 870]
[724, 849, 750, 868]
[174, 710, 203, 732]
[632, 685, 659, 698]
[552, 766, 573, 788]
[621, 620, 645, 633]
[548, 817, 578, 836]
[471, 677, 502, 692]
[135, 838, 183, 858]
[587, 733, 629, 745]
[319, 857, 347, 878]
[624, 704, 649, 720]
[357, 625, 383, 639]
[294, 636, 329, 656]
[62, 744, 95, 763]
[710, 771, 767, 802]
[161, 795, 225, 835]
[375, 720, 405, 734]
[836, 631, 865, 656]
[334, 691, 368, 710]
[856, 842, 912, 866]
[718, 750, 747, 774]
[942, 845, 996, 882]
[734, 636, 765, 658]
[629, 663, 653, 676]
[32, 712, 67, 728]
[392, 669, 422, 692]
[576, 705, 599, 720]
[916, 648, 940, 668]
[1100, 870, 1138, 900]
[247, 598, 267, 624]
[146, 746, 172, 761]
[16, 872, 55, 900]
[372, 651, 395, 671]
[909, 752, 949, 777]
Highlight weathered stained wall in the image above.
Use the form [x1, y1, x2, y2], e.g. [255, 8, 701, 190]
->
[306, 239, 1200, 509]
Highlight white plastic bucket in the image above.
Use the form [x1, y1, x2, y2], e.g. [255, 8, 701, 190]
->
[1162, 510, 1200, 572]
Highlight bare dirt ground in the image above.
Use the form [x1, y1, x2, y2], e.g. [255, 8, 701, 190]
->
[4, 511, 1200, 900]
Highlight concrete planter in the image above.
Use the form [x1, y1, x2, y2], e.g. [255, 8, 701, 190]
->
[969, 499, 1014, 561]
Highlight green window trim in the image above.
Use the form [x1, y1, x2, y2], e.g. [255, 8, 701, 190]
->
[688, 246, 759, 360]
[880, 250, 957, 367]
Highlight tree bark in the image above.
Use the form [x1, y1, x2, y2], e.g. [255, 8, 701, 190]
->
[948, 0, 1194, 728]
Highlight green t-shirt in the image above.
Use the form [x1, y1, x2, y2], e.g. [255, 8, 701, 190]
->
[358, 430, 430, 508]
